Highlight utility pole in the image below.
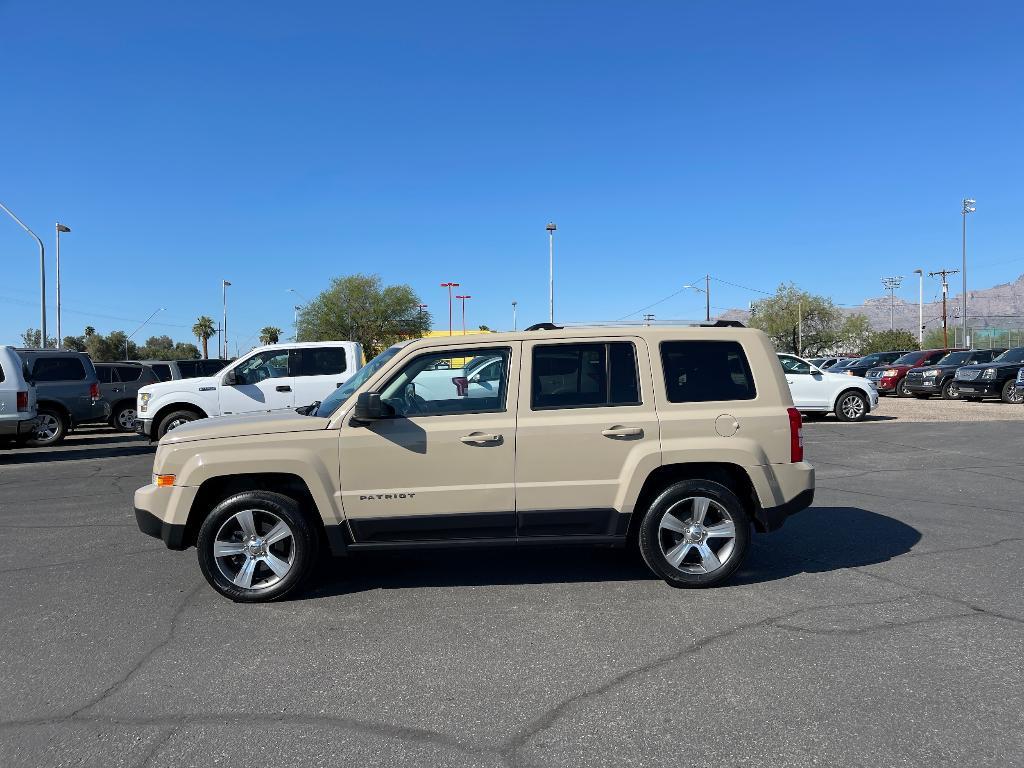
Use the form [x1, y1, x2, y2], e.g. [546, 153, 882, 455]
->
[962, 198, 976, 347]
[797, 300, 802, 357]
[1, 202, 47, 347]
[56, 223, 71, 347]
[643, 313, 655, 326]
[913, 269, 924, 345]
[704, 274, 711, 323]
[440, 282, 459, 336]
[546, 222, 557, 323]
[222, 280, 232, 358]
[511, 300, 518, 331]
[881, 276, 904, 331]
[929, 268, 959, 349]
[455, 294, 471, 334]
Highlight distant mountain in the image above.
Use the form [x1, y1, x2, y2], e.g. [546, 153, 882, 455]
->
[719, 273, 1024, 337]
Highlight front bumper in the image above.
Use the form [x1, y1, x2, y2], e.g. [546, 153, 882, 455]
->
[136, 417, 154, 438]
[0, 415, 42, 436]
[134, 482, 198, 550]
[905, 379, 941, 394]
[875, 376, 900, 393]
[955, 380, 1001, 397]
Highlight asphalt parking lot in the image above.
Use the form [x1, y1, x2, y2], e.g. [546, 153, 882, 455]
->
[1, 409, 1022, 768]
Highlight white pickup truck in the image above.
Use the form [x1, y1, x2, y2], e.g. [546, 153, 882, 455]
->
[136, 341, 362, 440]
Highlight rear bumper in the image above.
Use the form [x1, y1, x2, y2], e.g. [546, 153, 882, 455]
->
[0, 416, 41, 436]
[749, 461, 815, 532]
[755, 488, 815, 533]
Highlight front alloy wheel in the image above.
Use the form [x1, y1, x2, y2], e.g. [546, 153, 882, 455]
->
[941, 379, 960, 400]
[835, 391, 868, 422]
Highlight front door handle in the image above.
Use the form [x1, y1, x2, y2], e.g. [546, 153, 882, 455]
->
[602, 426, 643, 438]
[460, 432, 502, 444]
[276, 385, 292, 392]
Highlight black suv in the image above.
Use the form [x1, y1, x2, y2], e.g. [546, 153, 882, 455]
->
[953, 347, 1024, 403]
[839, 351, 910, 378]
[904, 349, 1006, 400]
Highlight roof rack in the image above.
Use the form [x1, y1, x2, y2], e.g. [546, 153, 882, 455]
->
[693, 320, 745, 328]
[524, 322, 564, 331]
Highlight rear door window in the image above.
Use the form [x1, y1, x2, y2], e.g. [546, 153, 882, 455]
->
[531, 342, 640, 410]
[660, 341, 756, 403]
[32, 356, 87, 382]
[115, 365, 143, 382]
[151, 364, 172, 381]
[95, 366, 115, 384]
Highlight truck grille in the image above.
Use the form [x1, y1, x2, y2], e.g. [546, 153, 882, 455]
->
[905, 371, 924, 385]
[956, 369, 981, 381]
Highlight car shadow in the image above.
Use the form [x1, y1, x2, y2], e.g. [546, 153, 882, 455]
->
[300, 506, 919, 598]
[0, 443, 154, 464]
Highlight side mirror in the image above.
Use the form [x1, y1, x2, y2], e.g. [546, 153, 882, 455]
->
[223, 369, 238, 386]
[353, 392, 387, 422]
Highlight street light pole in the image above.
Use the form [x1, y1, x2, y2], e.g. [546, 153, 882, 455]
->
[881, 276, 904, 331]
[705, 274, 711, 322]
[126, 308, 165, 359]
[222, 280, 231, 358]
[0, 202, 47, 347]
[440, 282, 459, 336]
[456, 295, 472, 334]
[546, 222, 557, 323]
[511, 300, 518, 331]
[55, 223, 71, 348]
[913, 269, 924, 345]
[961, 198, 976, 347]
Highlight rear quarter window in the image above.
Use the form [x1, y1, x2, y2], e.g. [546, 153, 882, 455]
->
[291, 347, 347, 377]
[660, 340, 756, 403]
[32, 356, 87, 382]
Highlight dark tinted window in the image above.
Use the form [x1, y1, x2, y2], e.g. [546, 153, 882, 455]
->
[95, 365, 115, 384]
[151, 364, 172, 381]
[175, 361, 200, 378]
[994, 348, 1024, 364]
[32, 356, 87, 382]
[198, 360, 228, 376]
[660, 341, 756, 403]
[115, 365, 143, 382]
[531, 342, 640, 410]
[290, 347, 347, 377]
[921, 351, 947, 365]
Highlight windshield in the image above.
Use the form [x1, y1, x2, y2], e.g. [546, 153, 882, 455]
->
[993, 347, 1024, 364]
[312, 343, 406, 418]
[891, 352, 921, 366]
[936, 351, 970, 366]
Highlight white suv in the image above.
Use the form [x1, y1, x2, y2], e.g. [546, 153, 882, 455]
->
[137, 341, 362, 440]
[778, 353, 878, 422]
[0, 346, 39, 444]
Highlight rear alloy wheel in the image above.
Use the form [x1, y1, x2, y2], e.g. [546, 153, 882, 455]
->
[639, 480, 749, 588]
[112, 402, 137, 432]
[941, 379, 960, 400]
[834, 390, 868, 422]
[1001, 379, 1024, 404]
[25, 409, 67, 447]
[197, 491, 318, 602]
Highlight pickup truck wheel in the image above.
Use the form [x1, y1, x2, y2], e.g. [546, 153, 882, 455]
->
[638, 480, 749, 588]
[197, 491, 318, 602]
[157, 409, 200, 439]
[25, 409, 67, 447]
[941, 380, 960, 400]
[1001, 379, 1024, 404]
[834, 390, 868, 422]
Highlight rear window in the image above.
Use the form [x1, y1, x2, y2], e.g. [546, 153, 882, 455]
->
[290, 347, 347, 377]
[115, 365, 143, 382]
[151, 364, 172, 381]
[660, 341, 756, 403]
[531, 342, 640, 409]
[175, 361, 200, 378]
[32, 356, 87, 382]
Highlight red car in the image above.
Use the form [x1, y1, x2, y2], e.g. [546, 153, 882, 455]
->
[865, 348, 964, 396]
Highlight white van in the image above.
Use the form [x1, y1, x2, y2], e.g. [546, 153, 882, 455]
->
[0, 346, 39, 444]
[136, 341, 362, 440]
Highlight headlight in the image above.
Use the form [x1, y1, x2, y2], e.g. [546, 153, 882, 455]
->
[923, 370, 940, 377]
[982, 368, 997, 380]
[140, 392, 151, 412]
[882, 369, 899, 377]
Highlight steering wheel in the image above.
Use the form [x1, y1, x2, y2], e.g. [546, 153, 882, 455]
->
[402, 383, 428, 414]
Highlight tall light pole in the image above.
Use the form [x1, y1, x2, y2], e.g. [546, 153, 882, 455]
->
[961, 198, 976, 346]
[222, 280, 231, 358]
[440, 282, 459, 336]
[456, 295, 472, 334]
[546, 222, 557, 323]
[55, 223, 71, 348]
[881, 276, 903, 331]
[913, 269, 924, 345]
[511, 300, 518, 331]
[293, 305, 301, 341]
[682, 282, 710, 322]
[126, 308, 164, 359]
[1, 202, 47, 347]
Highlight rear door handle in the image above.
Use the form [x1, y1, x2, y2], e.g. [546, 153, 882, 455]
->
[460, 432, 502, 444]
[276, 385, 292, 392]
[602, 426, 643, 437]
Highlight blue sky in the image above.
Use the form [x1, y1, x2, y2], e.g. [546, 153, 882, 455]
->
[2, 1, 1022, 349]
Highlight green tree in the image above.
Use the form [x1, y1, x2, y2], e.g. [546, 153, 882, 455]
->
[923, 327, 954, 349]
[749, 284, 844, 355]
[192, 316, 216, 359]
[478, 324, 492, 332]
[83, 326, 96, 338]
[19, 328, 57, 348]
[85, 330, 136, 361]
[836, 314, 872, 354]
[860, 329, 920, 355]
[296, 273, 431, 357]
[259, 326, 282, 345]
[62, 335, 87, 352]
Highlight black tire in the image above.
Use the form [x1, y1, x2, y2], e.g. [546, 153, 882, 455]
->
[25, 408, 68, 447]
[156, 409, 201, 439]
[940, 379, 961, 400]
[197, 491, 319, 602]
[111, 401, 138, 432]
[638, 479, 750, 588]
[1000, 379, 1024, 404]
[896, 378, 911, 397]
[834, 390, 869, 422]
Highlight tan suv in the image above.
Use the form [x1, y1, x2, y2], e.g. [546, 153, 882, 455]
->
[135, 324, 814, 601]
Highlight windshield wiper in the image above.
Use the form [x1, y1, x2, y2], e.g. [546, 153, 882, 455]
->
[296, 401, 321, 416]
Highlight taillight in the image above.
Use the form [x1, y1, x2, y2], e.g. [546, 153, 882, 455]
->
[16, 391, 29, 412]
[90, 382, 100, 400]
[787, 407, 804, 463]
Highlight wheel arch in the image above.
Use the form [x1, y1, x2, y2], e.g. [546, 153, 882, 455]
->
[150, 401, 208, 438]
[35, 399, 71, 423]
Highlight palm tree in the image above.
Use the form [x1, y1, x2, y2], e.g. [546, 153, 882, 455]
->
[259, 326, 281, 345]
[192, 316, 216, 359]
[84, 326, 96, 337]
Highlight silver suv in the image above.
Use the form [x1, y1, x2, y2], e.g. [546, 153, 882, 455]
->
[135, 324, 815, 601]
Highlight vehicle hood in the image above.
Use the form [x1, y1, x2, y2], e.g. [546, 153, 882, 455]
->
[917, 364, 960, 373]
[160, 409, 329, 444]
[956, 361, 1021, 372]
[867, 365, 912, 374]
[139, 376, 218, 398]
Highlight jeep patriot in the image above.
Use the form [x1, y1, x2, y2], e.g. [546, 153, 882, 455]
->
[135, 324, 815, 601]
